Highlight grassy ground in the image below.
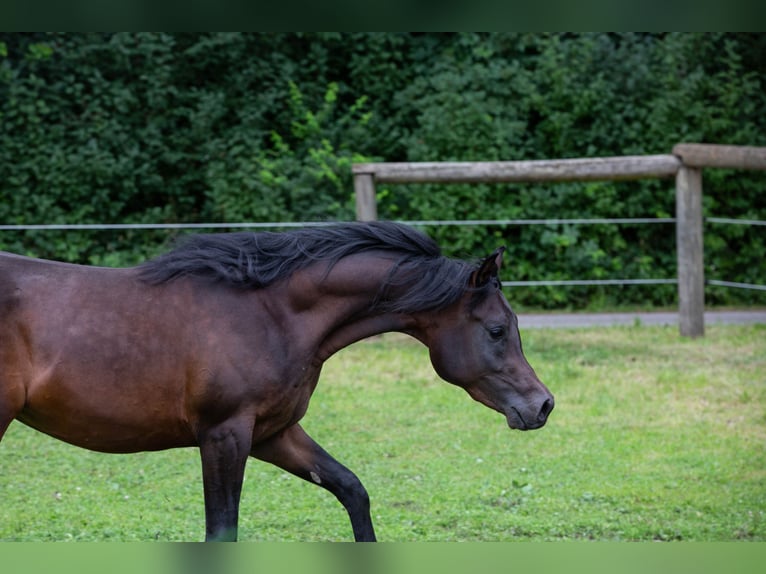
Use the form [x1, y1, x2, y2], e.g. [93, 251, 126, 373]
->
[0, 324, 764, 542]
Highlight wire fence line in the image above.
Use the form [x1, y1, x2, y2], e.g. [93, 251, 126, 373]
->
[1, 216, 763, 290]
[503, 278, 678, 287]
[380, 217, 677, 227]
[706, 217, 766, 226]
[0, 221, 336, 231]
[5, 216, 766, 231]
[707, 280, 766, 292]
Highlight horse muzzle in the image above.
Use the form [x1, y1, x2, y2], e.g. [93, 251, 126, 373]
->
[505, 395, 554, 431]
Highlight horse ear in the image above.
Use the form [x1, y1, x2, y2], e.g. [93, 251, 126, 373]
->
[471, 247, 506, 288]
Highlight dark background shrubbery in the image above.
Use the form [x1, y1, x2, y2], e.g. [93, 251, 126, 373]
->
[1, 33, 764, 309]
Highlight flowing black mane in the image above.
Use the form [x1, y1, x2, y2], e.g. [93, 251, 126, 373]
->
[137, 221, 480, 313]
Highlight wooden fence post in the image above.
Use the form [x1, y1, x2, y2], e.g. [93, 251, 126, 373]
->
[354, 173, 377, 221]
[675, 166, 705, 338]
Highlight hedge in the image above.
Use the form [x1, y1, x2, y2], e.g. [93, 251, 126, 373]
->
[1, 33, 764, 308]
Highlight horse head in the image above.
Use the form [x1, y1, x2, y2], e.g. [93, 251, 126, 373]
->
[422, 248, 554, 430]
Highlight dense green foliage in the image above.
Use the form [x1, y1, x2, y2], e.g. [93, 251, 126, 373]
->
[1, 33, 765, 308]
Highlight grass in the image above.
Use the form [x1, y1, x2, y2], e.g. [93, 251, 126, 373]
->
[0, 323, 764, 542]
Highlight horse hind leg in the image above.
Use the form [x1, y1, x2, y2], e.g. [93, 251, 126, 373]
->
[251, 423, 376, 542]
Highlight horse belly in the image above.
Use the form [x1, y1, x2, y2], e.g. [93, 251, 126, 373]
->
[16, 408, 195, 454]
[16, 360, 197, 453]
[13, 322, 198, 453]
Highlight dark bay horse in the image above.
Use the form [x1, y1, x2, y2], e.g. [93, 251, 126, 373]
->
[0, 221, 553, 541]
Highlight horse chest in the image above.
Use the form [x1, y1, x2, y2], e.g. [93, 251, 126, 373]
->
[273, 360, 322, 409]
[236, 362, 319, 442]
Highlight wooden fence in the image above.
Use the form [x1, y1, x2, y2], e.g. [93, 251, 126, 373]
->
[352, 143, 766, 338]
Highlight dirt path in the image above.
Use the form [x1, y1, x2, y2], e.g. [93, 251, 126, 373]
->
[518, 310, 766, 329]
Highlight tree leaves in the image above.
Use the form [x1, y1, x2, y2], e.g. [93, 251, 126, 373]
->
[0, 33, 763, 308]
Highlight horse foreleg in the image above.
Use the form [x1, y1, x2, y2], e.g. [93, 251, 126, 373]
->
[0, 377, 24, 445]
[197, 419, 254, 542]
[251, 423, 376, 542]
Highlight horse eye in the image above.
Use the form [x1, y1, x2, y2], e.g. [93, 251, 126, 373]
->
[488, 326, 506, 341]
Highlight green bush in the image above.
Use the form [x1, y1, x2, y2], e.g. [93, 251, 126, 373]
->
[1, 33, 764, 308]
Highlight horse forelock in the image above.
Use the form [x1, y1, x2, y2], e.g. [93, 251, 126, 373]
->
[137, 221, 480, 313]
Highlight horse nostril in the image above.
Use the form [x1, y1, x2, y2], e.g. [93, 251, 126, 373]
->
[538, 397, 554, 421]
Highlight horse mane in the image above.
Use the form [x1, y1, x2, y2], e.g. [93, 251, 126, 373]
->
[137, 221, 481, 313]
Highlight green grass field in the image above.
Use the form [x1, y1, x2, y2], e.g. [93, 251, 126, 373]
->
[0, 323, 764, 542]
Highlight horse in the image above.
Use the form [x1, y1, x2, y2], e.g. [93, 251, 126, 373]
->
[0, 221, 553, 541]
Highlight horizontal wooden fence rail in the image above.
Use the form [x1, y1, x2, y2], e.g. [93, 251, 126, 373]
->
[352, 143, 766, 338]
[352, 155, 681, 186]
[672, 143, 766, 170]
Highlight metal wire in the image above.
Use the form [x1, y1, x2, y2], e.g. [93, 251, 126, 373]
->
[706, 217, 766, 226]
[706, 279, 766, 291]
[503, 279, 677, 287]
[0, 218, 677, 231]
[11, 216, 766, 231]
[402, 218, 676, 226]
[0, 221, 341, 231]
[15, 217, 766, 231]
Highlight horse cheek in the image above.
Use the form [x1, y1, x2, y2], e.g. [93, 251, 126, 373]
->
[428, 343, 469, 387]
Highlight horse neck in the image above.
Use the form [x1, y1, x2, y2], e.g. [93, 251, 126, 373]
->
[288, 255, 428, 362]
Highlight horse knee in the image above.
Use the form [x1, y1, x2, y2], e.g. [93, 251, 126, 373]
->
[345, 474, 370, 506]
[318, 466, 369, 512]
